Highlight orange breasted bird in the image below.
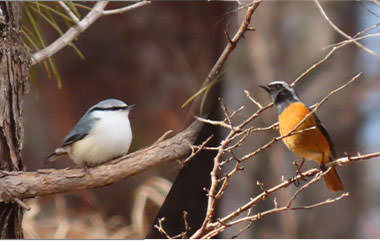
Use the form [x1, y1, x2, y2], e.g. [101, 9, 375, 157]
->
[260, 81, 344, 191]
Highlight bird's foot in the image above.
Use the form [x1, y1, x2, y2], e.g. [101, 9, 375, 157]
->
[292, 159, 307, 187]
[320, 152, 327, 171]
[82, 162, 92, 177]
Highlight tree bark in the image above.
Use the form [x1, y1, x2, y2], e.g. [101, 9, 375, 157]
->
[0, 2, 30, 238]
[0, 121, 202, 200]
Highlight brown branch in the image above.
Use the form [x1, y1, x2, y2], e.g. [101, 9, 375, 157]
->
[191, 150, 379, 238]
[203, 1, 261, 90]
[153, 217, 171, 239]
[370, 0, 380, 7]
[31, 1, 150, 65]
[102, 1, 150, 15]
[190, 72, 361, 238]
[291, 10, 378, 87]
[241, 72, 362, 163]
[184, 0, 261, 122]
[314, 0, 380, 59]
[0, 121, 202, 201]
[206, 192, 349, 239]
[291, 192, 349, 210]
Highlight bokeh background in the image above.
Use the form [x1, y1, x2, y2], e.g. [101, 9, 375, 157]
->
[20, 1, 380, 239]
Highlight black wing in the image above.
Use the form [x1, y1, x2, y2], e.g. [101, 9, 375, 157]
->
[312, 113, 337, 159]
[61, 115, 99, 147]
[62, 133, 88, 147]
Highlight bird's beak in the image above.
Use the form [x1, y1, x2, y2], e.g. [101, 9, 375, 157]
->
[126, 104, 136, 111]
[258, 85, 270, 92]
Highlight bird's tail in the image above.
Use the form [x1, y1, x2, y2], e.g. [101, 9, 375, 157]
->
[46, 147, 67, 163]
[324, 166, 344, 191]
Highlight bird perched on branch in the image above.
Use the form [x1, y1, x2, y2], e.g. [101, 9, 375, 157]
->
[260, 81, 344, 191]
[47, 98, 135, 168]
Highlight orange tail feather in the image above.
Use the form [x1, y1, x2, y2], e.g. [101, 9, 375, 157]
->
[324, 167, 344, 191]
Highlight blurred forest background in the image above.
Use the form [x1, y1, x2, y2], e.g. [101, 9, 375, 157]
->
[20, 1, 380, 239]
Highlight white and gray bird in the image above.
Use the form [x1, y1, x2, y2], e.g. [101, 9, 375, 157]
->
[47, 98, 135, 167]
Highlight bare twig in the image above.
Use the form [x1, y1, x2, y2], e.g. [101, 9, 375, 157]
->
[315, 0, 380, 59]
[370, 0, 380, 7]
[32, 2, 107, 65]
[244, 90, 263, 109]
[244, 72, 361, 164]
[290, 192, 349, 210]
[32, 1, 150, 65]
[58, 2, 80, 24]
[153, 130, 174, 145]
[325, 32, 380, 50]
[202, 1, 261, 90]
[184, 0, 261, 123]
[191, 148, 379, 239]
[285, 169, 327, 208]
[182, 134, 214, 167]
[102, 1, 150, 15]
[201, 187, 349, 238]
[292, 6, 377, 87]
[153, 217, 171, 239]
[187, 71, 366, 238]
[195, 116, 233, 130]
[291, 45, 343, 87]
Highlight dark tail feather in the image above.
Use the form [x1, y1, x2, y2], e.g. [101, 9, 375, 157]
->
[46, 148, 67, 163]
[324, 167, 344, 191]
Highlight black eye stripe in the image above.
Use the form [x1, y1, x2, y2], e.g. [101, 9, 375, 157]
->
[91, 106, 128, 112]
[269, 84, 285, 89]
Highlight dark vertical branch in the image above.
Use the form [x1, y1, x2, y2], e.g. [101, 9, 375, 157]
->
[0, 2, 30, 238]
[146, 83, 222, 238]
[146, 2, 232, 238]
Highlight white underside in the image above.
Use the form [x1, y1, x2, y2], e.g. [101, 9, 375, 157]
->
[67, 110, 132, 166]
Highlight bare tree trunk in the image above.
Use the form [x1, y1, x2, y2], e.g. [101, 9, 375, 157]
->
[0, 2, 30, 238]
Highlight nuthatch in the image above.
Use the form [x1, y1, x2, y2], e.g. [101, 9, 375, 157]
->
[47, 99, 135, 167]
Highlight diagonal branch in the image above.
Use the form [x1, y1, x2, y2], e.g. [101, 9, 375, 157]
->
[184, 0, 261, 122]
[193, 150, 380, 238]
[58, 2, 80, 24]
[31, 1, 108, 65]
[315, 0, 380, 59]
[0, 121, 202, 202]
[31, 1, 150, 65]
[102, 1, 150, 15]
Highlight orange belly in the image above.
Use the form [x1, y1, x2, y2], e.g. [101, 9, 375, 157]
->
[278, 102, 330, 164]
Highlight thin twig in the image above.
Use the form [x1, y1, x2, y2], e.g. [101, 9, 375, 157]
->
[290, 192, 349, 210]
[153, 217, 171, 239]
[32, 1, 150, 65]
[184, 0, 261, 123]
[324, 32, 380, 50]
[32, 2, 108, 65]
[153, 130, 174, 145]
[58, 2, 80, 24]
[315, 0, 380, 59]
[182, 135, 214, 167]
[244, 90, 263, 109]
[102, 1, 150, 15]
[285, 169, 327, 208]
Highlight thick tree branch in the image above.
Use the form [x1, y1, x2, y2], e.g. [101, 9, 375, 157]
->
[0, 121, 202, 202]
